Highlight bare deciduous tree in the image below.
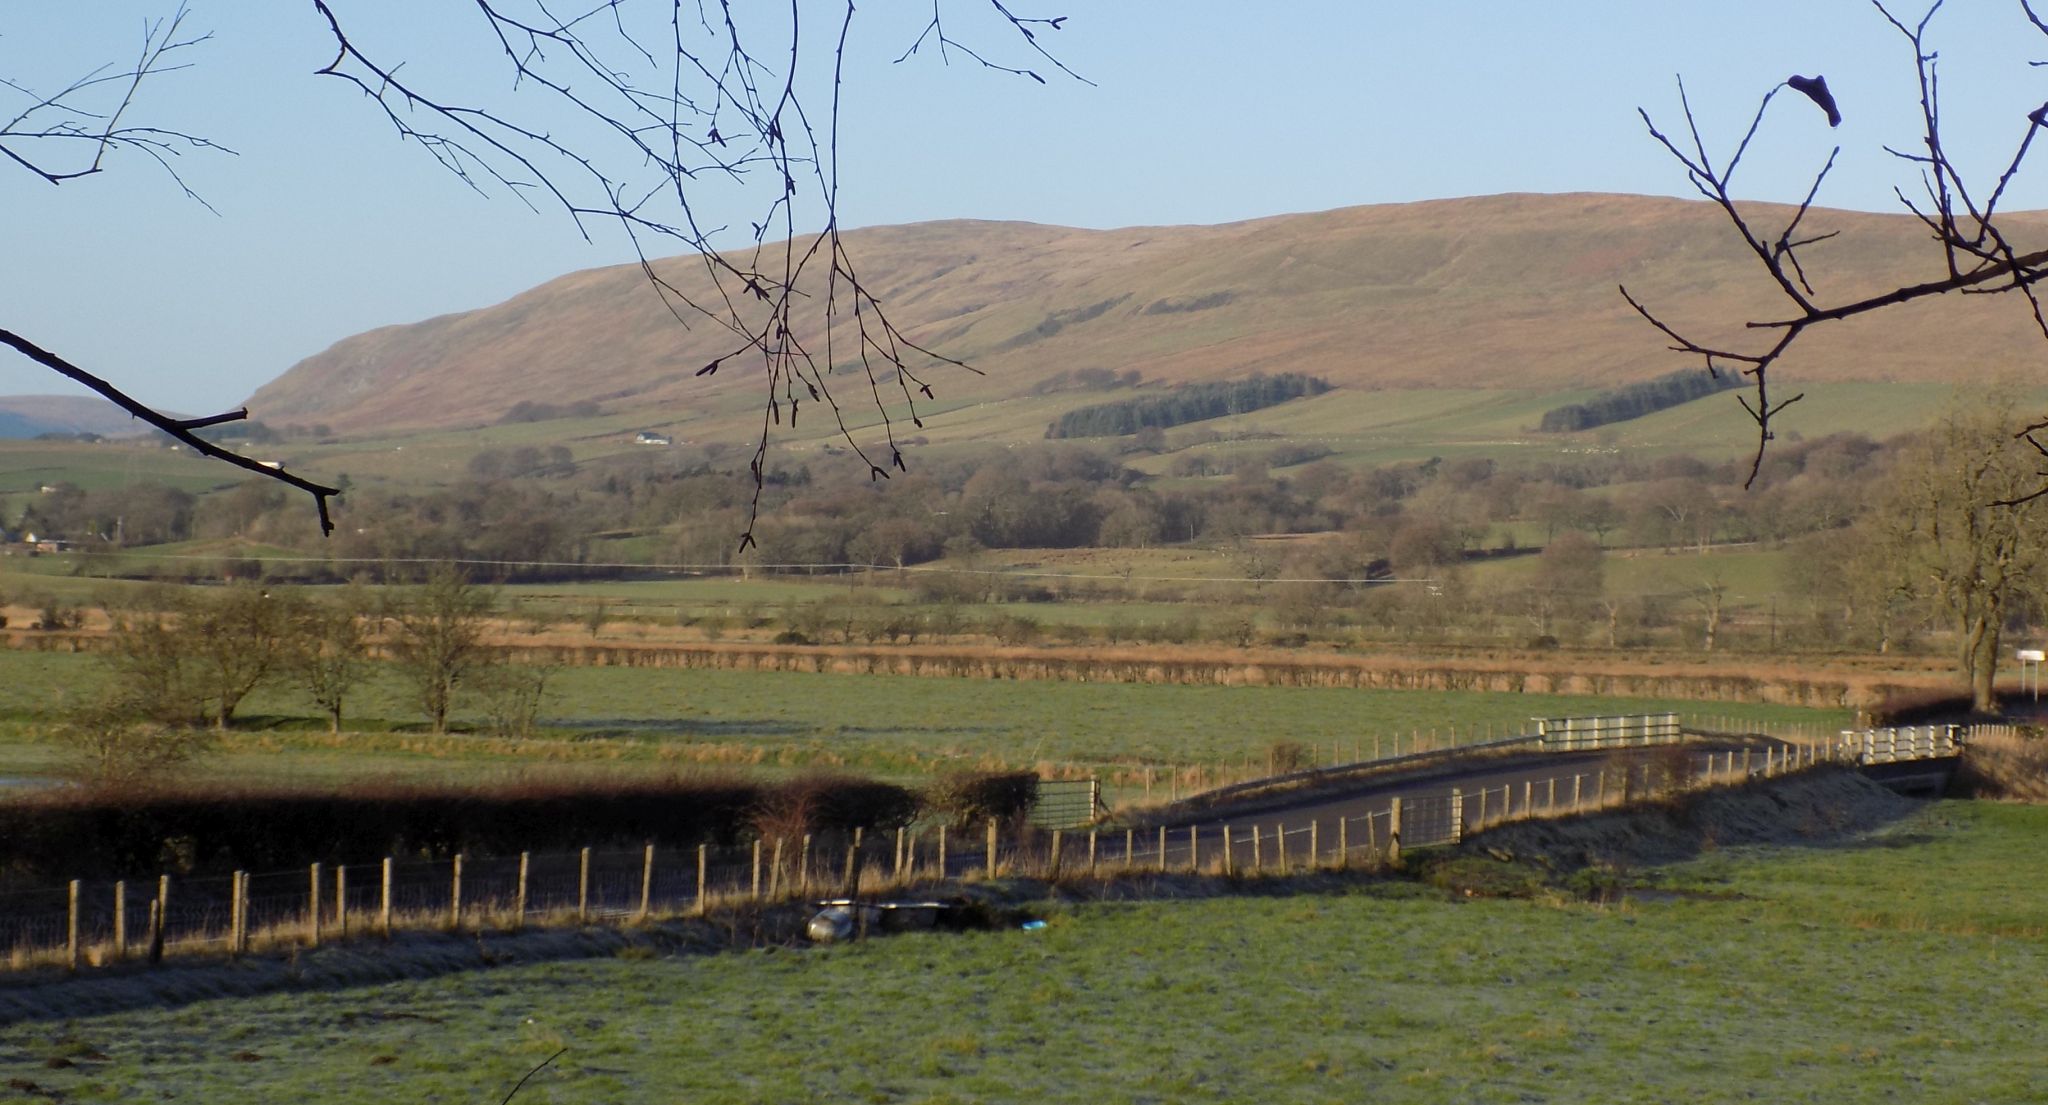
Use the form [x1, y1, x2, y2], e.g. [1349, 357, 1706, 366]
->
[387, 565, 497, 734]
[290, 586, 372, 734]
[1877, 394, 2046, 712]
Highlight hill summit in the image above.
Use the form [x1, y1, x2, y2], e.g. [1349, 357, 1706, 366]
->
[248, 192, 2048, 436]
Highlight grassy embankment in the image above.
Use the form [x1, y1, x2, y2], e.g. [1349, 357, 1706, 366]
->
[2, 799, 2040, 1102]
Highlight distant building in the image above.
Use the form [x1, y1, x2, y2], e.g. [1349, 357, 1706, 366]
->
[634, 431, 674, 446]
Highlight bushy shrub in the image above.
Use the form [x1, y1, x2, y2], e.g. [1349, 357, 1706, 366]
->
[0, 774, 928, 882]
[985, 613, 1041, 646]
[752, 775, 923, 841]
[926, 771, 1039, 830]
[1265, 740, 1311, 774]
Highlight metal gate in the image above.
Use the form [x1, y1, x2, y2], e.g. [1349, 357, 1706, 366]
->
[1031, 778, 1102, 829]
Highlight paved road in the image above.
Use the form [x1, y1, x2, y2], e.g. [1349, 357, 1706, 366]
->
[1094, 740, 1803, 871]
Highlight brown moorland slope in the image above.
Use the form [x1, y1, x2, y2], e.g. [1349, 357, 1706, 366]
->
[249, 192, 2048, 435]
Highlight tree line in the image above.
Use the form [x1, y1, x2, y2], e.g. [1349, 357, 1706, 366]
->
[1537, 368, 1744, 433]
[1044, 374, 1332, 438]
[66, 569, 539, 784]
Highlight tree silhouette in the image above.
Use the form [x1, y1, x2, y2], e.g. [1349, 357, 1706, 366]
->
[1625, 1, 2048, 488]
[1, 2, 1077, 542]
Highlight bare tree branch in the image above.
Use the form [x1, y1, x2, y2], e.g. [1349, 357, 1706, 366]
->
[0, 4, 230, 203]
[306, 0, 1071, 547]
[5, 3, 1076, 547]
[0, 329, 339, 534]
[1624, 3, 2048, 490]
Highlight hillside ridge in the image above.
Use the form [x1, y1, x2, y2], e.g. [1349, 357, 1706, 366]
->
[248, 192, 2048, 436]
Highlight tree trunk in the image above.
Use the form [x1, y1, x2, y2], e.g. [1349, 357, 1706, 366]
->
[1964, 611, 2001, 714]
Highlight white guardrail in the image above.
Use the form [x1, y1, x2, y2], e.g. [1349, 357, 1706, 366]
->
[1834, 725, 1965, 765]
[1533, 713, 1683, 751]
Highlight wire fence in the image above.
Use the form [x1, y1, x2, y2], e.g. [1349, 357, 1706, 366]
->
[2, 723, 1910, 974]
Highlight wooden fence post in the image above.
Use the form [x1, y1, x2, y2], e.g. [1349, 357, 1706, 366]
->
[800, 834, 813, 896]
[752, 840, 764, 901]
[1449, 790, 1464, 844]
[1250, 824, 1262, 871]
[894, 827, 906, 880]
[577, 848, 591, 923]
[232, 871, 248, 954]
[335, 865, 348, 938]
[65, 880, 79, 971]
[1387, 798, 1402, 866]
[381, 858, 393, 937]
[985, 819, 999, 877]
[1521, 781, 1532, 816]
[309, 862, 323, 947]
[1275, 823, 1289, 875]
[640, 843, 656, 920]
[842, 834, 861, 898]
[1309, 821, 1320, 866]
[1336, 817, 1348, 869]
[695, 843, 709, 917]
[1572, 774, 1584, 810]
[1157, 826, 1168, 873]
[112, 880, 126, 961]
[1088, 829, 1098, 873]
[1049, 830, 1063, 881]
[1546, 778, 1556, 810]
[770, 838, 785, 898]
[1123, 828, 1135, 871]
[151, 874, 169, 964]
[514, 853, 529, 930]
[449, 855, 462, 932]
[1188, 825, 1200, 873]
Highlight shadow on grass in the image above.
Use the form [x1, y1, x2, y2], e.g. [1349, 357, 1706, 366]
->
[557, 718, 812, 740]
[558, 718, 1011, 742]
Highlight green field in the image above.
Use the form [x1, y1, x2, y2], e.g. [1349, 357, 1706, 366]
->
[0, 381, 1983, 510]
[4, 800, 2040, 1102]
[0, 650, 1849, 791]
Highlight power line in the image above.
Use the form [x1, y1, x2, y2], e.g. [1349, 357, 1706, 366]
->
[45, 548, 1435, 587]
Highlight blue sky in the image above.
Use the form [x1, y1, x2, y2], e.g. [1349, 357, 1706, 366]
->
[4, 1, 2045, 413]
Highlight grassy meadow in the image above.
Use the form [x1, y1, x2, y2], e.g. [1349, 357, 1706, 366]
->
[0, 649, 1849, 793]
[3, 800, 2040, 1102]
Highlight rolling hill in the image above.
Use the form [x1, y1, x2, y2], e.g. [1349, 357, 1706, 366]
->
[248, 192, 2048, 439]
[0, 395, 161, 439]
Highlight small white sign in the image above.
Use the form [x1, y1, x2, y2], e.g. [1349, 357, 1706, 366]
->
[2019, 649, 2045, 662]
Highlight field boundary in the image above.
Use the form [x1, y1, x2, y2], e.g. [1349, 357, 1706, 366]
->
[0, 735, 1852, 983]
[0, 629, 1945, 711]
